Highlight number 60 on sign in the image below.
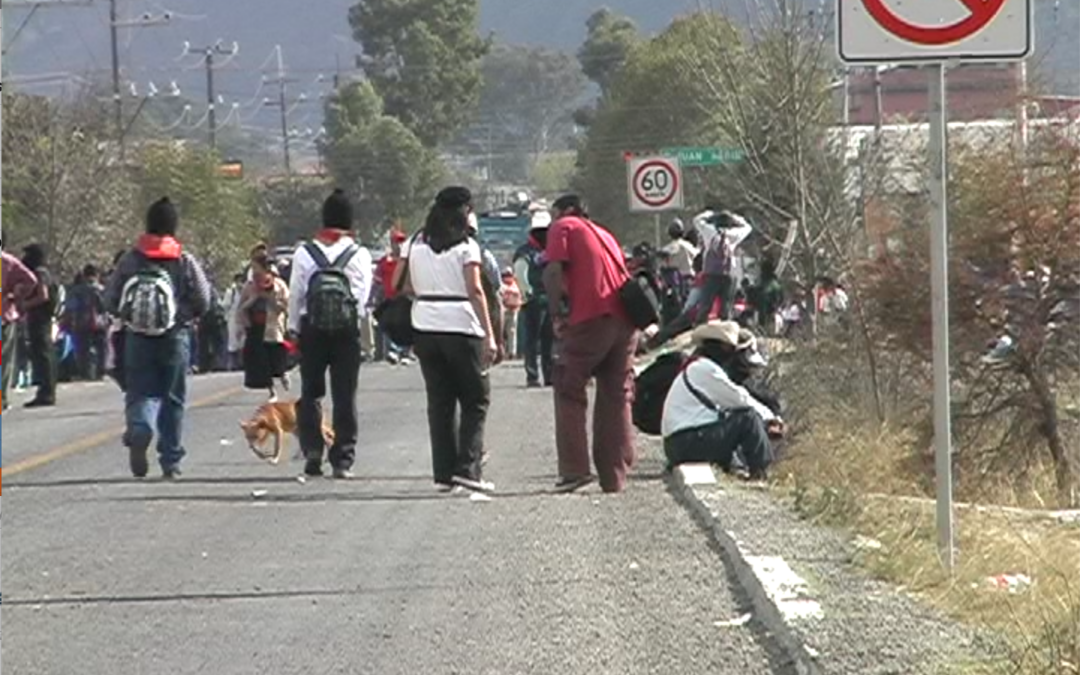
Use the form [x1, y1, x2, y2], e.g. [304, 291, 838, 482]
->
[627, 156, 684, 213]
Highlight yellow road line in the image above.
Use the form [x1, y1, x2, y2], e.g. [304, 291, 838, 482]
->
[3, 386, 243, 478]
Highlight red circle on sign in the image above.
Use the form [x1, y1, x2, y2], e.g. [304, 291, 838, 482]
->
[633, 160, 679, 208]
[861, 0, 1007, 46]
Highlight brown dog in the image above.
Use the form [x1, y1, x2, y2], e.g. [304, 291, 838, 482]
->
[239, 400, 334, 465]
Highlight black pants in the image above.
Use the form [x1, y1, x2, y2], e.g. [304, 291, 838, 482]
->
[298, 322, 362, 470]
[522, 301, 553, 385]
[27, 319, 57, 402]
[413, 332, 490, 484]
[663, 409, 773, 473]
[695, 274, 736, 325]
[74, 330, 106, 381]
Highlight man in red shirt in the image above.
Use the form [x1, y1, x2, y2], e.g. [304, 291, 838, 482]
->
[543, 194, 637, 493]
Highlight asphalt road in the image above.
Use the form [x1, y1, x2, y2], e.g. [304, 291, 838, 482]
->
[3, 364, 789, 675]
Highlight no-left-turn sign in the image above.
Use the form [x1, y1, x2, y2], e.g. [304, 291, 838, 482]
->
[838, 0, 1032, 64]
[626, 156, 684, 213]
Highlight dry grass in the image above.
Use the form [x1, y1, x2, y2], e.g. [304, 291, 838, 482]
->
[775, 417, 1080, 675]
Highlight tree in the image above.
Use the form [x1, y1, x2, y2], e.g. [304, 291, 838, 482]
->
[135, 143, 265, 284]
[861, 122, 1080, 502]
[458, 43, 586, 182]
[256, 177, 333, 245]
[321, 81, 445, 240]
[577, 8, 639, 95]
[574, 14, 743, 241]
[2, 91, 136, 278]
[348, 0, 489, 147]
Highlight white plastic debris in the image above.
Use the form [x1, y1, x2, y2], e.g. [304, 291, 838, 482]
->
[853, 535, 884, 551]
[219, 438, 234, 446]
[805, 645, 821, 658]
[469, 492, 492, 502]
[713, 613, 752, 628]
[984, 573, 1033, 593]
[251, 490, 269, 499]
[629, 562, 640, 571]
[295, 475, 307, 484]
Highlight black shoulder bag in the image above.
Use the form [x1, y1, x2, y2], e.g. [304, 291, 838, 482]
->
[372, 234, 420, 348]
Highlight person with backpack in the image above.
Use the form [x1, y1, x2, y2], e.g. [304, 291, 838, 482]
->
[20, 244, 61, 408]
[287, 189, 373, 479]
[513, 210, 554, 387]
[105, 197, 212, 479]
[661, 321, 783, 481]
[693, 208, 753, 325]
[65, 264, 108, 381]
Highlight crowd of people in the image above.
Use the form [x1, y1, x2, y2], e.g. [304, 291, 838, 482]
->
[1, 186, 853, 490]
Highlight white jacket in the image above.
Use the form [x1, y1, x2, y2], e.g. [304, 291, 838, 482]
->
[662, 357, 777, 438]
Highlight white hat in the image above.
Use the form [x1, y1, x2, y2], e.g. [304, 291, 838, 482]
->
[691, 321, 752, 349]
[529, 210, 552, 231]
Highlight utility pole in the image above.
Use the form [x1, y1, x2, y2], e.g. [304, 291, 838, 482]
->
[110, 0, 123, 154]
[186, 40, 238, 150]
[264, 46, 306, 176]
[107, 2, 172, 159]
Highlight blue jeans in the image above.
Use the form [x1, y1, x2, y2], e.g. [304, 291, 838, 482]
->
[123, 329, 190, 470]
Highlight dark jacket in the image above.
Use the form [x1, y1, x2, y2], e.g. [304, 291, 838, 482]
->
[104, 234, 212, 327]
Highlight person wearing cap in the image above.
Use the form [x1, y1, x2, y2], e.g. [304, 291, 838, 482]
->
[374, 227, 414, 365]
[287, 189, 374, 479]
[661, 218, 698, 303]
[661, 320, 783, 480]
[499, 267, 523, 359]
[543, 194, 638, 494]
[105, 197, 213, 479]
[393, 186, 498, 493]
[513, 209, 554, 386]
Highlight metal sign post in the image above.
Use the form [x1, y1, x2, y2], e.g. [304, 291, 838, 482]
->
[838, 0, 1034, 573]
[928, 62, 955, 570]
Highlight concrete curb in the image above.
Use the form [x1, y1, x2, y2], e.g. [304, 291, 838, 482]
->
[671, 464, 823, 675]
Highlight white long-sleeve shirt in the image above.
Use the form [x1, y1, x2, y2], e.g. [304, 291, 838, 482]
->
[661, 357, 778, 438]
[692, 210, 753, 277]
[287, 237, 373, 334]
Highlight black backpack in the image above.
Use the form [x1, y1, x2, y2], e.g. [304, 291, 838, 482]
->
[632, 350, 689, 436]
[304, 243, 359, 332]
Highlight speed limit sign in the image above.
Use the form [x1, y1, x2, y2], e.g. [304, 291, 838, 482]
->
[627, 155, 683, 213]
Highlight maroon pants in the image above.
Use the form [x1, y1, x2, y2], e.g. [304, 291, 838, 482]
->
[552, 314, 637, 492]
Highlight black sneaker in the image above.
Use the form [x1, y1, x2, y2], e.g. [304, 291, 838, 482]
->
[162, 467, 183, 481]
[554, 475, 595, 494]
[24, 398, 56, 409]
[526, 380, 542, 389]
[304, 459, 325, 477]
[129, 446, 149, 479]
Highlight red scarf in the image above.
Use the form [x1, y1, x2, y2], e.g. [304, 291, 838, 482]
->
[315, 228, 350, 245]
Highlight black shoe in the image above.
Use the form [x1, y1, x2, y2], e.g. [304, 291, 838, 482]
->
[553, 475, 595, 494]
[526, 380, 542, 389]
[24, 398, 56, 409]
[304, 459, 324, 477]
[162, 466, 182, 481]
[129, 446, 149, 478]
[331, 467, 355, 480]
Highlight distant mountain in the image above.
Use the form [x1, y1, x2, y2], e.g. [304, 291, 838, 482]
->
[4, 0, 1076, 134]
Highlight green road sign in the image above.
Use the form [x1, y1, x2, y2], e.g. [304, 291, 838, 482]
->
[661, 146, 745, 167]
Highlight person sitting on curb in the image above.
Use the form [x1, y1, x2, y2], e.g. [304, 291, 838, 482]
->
[661, 320, 784, 481]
